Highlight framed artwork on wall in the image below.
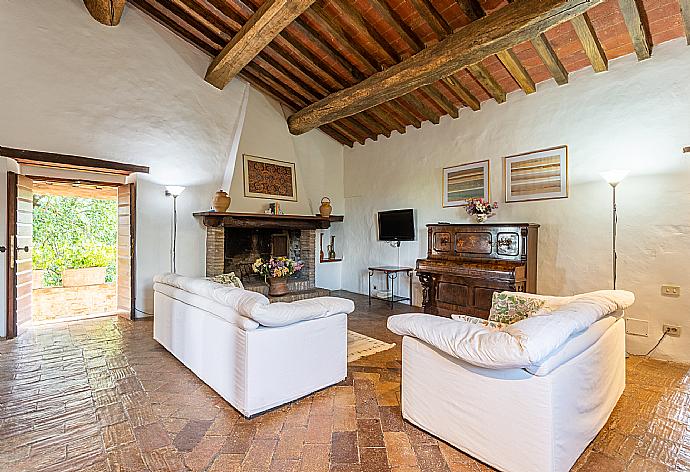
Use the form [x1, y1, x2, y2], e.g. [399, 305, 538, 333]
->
[504, 146, 568, 203]
[442, 160, 490, 207]
[243, 154, 297, 201]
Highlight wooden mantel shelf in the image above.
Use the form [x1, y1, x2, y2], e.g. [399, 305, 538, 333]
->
[194, 211, 344, 230]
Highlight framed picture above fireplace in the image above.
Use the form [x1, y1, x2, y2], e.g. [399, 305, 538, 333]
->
[243, 154, 297, 201]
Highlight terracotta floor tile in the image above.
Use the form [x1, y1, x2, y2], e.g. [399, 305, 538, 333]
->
[331, 431, 359, 464]
[208, 453, 243, 472]
[300, 443, 330, 472]
[385, 431, 418, 467]
[133, 422, 171, 452]
[240, 438, 277, 471]
[1, 292, 689, 471]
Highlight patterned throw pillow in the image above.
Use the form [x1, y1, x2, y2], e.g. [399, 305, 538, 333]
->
[211, 272, 244, 289]
[451, 314, 506, 330]
[488, 292, 545, 324]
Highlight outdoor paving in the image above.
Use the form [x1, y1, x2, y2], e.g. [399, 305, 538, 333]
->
[0, 291, 689, 471]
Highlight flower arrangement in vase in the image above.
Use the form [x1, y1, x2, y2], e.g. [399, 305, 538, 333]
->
[465, 198, 498, 223]
[252, 257, 304, 296]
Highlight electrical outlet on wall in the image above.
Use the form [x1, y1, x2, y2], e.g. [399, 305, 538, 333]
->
[661, 285, 681, 297]
[663, 325, 681, 337]
[626, 318, 649, 337]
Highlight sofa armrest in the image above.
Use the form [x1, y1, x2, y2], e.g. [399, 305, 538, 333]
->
[249, 297, 355, 327]
[387, 314, 530, 369]
[525, 315, 620, 376]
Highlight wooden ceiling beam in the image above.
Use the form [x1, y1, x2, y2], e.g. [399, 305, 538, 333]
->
[421, 85, 459, 119]
[409, 0, 453, 39]
[130, 0, 219, 54]
[379, 103, 413, 132]
[328, 0, 401, 66]
[504, 0, 567, 86]
[305, 6, 379, 75]
[335, 120, 368, 145]
[617, 0, 651, 60]
[681, 0, 690, 45]
[367, 108, 404, 136]
[348, 116, 382, 141]
[287, 0, 601, 135]
[389, 99, 422, 129]
[368, 0, 426, 53]
[571, 13, 608, 72]
[205, 0, 317, 89]
[441, 75, 480, 111]
[496, 49, 536, 94]
[453, 0, 485, 21]
[84, 0, 126, 26]
[467, 63, 506, 103]
[208, 0, 358, 86]
[531, 33, 569, 85]
[238, 0, 363, 83]
[406, 91, 441, 125]
[321, 124, 356, 146]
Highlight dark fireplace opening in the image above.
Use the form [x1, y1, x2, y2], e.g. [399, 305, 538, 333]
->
[224, 228, 307, 285]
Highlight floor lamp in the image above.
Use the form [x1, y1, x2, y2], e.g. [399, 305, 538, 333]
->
[165, 186, 185, 273]
[600, 170, 629, 289]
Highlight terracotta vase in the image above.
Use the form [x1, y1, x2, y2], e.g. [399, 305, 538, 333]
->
[212, 190, 231, 213]
[268, 277, 289, 296]
[319, 197, 332, 217]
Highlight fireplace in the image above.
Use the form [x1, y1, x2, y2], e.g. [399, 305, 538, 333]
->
[204, 225, 321, 299]
[223, 228, 312, 288]
[197, 211, 342, 301]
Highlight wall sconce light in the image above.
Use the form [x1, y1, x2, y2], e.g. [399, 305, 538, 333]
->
[165, 186, 185, 273]
[683, 146, 689, 154]
[600, 170, 629, 289]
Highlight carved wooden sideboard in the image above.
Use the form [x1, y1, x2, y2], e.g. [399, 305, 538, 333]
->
[416, 223, 539, 318]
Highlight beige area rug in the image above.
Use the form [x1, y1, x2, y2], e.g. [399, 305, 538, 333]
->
[347, 330, 396, 363]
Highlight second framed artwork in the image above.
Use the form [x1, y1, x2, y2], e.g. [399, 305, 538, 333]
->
[503, 146, 568, 203]
[442, 160, 490, 207]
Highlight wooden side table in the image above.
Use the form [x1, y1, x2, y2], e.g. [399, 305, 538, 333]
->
[368, 266, 414, 309]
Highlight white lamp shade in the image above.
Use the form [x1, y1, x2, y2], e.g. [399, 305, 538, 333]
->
[600, 170, 630, 187]
[165, 185, 186, 197]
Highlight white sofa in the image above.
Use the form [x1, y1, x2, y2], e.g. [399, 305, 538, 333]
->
[152, 273, 355, 417]
[388, 290, 635, 472]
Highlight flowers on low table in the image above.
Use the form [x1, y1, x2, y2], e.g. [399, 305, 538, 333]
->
[252, 257, 304, 296]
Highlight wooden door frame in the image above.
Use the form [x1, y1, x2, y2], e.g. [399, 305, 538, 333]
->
[6, 172, 17, 338]
[5, 175, 139, 334]
[125, 182, 137, 320]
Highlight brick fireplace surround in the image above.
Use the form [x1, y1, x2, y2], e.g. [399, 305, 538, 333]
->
[205, 226, 327, 301]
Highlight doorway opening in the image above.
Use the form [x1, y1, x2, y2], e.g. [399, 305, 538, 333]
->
[31, 180, 119, 324]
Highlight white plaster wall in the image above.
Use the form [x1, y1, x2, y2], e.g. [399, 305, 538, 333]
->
[228, 88, 345, 290]
[343, 39, 690, 362]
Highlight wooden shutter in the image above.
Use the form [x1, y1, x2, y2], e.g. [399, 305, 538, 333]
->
[6, 173, 33, 338]
[117, 183, 135, 319]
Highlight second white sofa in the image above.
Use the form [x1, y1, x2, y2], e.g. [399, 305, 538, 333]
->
[388, 290, 635, 472]
[153, 273, 355, 417]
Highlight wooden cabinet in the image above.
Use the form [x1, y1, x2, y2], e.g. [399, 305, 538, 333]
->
[416, 223, 538, 318]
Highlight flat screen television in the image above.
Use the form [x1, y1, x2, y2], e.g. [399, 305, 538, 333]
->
[378, 209, 415, 242]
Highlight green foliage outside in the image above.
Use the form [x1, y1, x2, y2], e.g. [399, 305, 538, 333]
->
[32, 195, 118, 287]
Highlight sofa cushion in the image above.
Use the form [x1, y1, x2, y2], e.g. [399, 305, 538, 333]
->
[249, 297, 355, 327]
[211, 272, 244, 289]
[388, 290, 635, 370]
[525, 315, 621, 376]
[451, 314, 506, 330]
[488, 292, 546, 324]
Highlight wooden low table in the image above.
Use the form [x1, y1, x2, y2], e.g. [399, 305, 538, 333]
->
[368, 266, 414, 309]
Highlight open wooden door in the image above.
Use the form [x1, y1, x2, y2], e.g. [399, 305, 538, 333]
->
[6, 172, 33, 338]
[117, 183, 136, 320]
